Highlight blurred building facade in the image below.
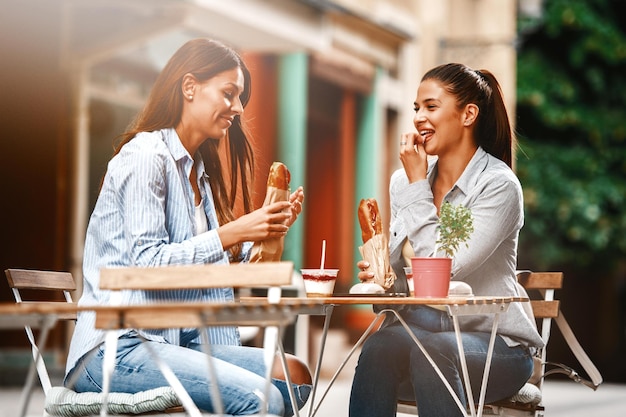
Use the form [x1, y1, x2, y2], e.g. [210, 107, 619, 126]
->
[0, 0, 521, 379]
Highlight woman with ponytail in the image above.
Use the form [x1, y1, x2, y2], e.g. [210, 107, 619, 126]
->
[350, 63, 543, 417]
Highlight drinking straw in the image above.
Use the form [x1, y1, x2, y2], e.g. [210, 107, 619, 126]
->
[320, 240, 326, 271]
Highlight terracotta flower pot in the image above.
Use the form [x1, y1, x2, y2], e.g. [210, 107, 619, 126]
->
[410, 257, 451, 297]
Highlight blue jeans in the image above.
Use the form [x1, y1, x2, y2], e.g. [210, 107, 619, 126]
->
[349, 306, 533, 417]
[66, 334, 310, 416]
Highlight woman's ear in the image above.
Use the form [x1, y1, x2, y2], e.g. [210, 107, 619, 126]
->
[181, 73, 197, 100]
[463, 103, 479, 126]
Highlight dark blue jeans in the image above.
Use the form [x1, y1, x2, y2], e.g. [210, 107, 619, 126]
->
[349, 306, 533, 417]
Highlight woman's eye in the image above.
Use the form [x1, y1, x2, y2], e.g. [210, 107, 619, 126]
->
[413, 106, 419, 112]
[224, 91, 234, 99]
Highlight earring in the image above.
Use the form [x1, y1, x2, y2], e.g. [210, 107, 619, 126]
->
[188, 95, 193, 100]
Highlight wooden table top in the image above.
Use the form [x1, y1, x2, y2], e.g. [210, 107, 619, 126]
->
[241, 295, 528, 306]
[0, 295, 525, 330]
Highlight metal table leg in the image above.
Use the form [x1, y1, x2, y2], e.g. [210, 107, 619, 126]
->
[306, 305, 334, 417]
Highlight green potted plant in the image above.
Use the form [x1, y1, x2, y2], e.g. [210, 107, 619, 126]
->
[411, 201, 474, 297]
[436, 201, 474, 258]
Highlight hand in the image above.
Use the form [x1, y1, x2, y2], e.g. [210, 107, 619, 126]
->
[399, 132, 428, 183]
[357, 260, 374, 282]
[218, 201, 291, 249]
[285, 186, 304, 227]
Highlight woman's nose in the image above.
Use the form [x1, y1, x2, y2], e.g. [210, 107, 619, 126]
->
[232, 96, 244, 114]
[413, 110, 425, 126]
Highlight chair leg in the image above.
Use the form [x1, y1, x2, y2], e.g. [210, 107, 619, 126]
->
[18, 316, 55, 417]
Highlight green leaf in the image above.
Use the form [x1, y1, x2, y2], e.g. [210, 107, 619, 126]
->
[436, 202, 474, 258]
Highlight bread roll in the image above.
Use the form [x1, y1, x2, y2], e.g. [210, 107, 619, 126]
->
[358, 198, 383, 244]
[267, 162, 290, 190]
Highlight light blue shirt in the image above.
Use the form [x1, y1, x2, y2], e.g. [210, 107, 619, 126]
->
[387, 147, 544, 348]
[66, 128, 247, 376]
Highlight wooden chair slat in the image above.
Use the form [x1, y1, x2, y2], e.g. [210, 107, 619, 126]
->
[530, 300, 560, 319]
[5, 269, 76, 291]
[518, 272, 563, 290]
[99, 261, 294, 290]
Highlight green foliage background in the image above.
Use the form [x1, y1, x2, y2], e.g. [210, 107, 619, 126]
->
[515, 0, 626, 273]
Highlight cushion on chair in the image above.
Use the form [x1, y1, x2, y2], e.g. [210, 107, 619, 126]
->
[45, 386, 182, 416]
[507, 382, 542, 405]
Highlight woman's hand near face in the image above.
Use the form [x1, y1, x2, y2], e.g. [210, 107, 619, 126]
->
[399, 132, 428, 183]
[218, 201, 292, 249]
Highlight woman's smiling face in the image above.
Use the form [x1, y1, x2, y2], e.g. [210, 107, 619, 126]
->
[413, 79, 466, 157]
[190, 67, 245, 140]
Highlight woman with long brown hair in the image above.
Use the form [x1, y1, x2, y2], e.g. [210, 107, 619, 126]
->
[65, 38, 308, 416]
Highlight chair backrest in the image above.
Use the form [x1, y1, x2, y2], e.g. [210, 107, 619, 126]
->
[516, 271, 563, 320]
[4, 269, 77, 394]
[516, 270, 564, 391]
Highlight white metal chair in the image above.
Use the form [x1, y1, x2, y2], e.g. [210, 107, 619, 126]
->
[397, 271, 602, 416]
[5, 268, 183, 417]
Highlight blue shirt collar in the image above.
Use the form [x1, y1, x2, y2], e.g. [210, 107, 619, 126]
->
[164, 127, 208, 178]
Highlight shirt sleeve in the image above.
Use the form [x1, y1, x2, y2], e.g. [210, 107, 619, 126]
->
[388, 171, 439, 262]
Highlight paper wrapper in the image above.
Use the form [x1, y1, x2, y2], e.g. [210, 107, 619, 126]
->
[249, 186, 290, 262]
[358, 234, 396, 290]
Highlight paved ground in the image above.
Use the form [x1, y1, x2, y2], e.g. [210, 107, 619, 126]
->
[2, 377, 625, 417]
[2, 328, 624, 416]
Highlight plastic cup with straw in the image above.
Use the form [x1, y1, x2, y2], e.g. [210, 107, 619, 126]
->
[301, 239, 338, 297]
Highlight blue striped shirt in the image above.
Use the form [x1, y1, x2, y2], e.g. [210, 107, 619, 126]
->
[66, 128, 247, 376]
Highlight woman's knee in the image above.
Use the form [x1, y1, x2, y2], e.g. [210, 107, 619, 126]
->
[411, 333, 460, 370]
[423, 333, 459, 356]
[271, 353, 312, 385]
[361, 326, 409, 359]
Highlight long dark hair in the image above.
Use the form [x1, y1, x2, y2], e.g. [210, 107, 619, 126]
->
[114, 38, 254, 258]
[422, 63, 514, 167]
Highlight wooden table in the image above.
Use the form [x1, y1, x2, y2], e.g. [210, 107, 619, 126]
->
[0, 299, 325, 417]
[243, 295, 527, 417]
[2, 296, 522, 417]
[90, 298, 326, 417]
[0, 302, 77, 328]
[91, 299, 325, 330]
